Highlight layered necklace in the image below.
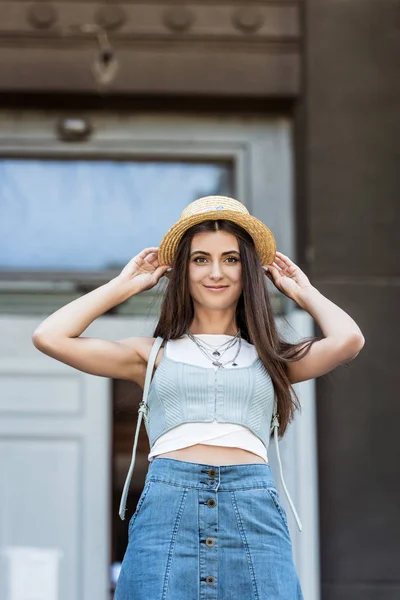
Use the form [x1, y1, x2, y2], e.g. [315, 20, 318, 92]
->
[185, 329, 242, 367]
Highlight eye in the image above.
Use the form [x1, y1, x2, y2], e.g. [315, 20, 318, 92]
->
[192, 256, 240, 264]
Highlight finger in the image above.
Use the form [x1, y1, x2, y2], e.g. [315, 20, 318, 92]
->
[266, 263, 278, 273]
[275, 251, 293, 264]
[274, 256, 286, 267]
[274, 254, 290, 266]
[138, 247, 160, 258]
[144, 254, 160, 267]
[272, 261, 283, 271]
[266, 265, 279, 281]
[157, 265, 171, 278]
[137, 249, 160, 265]
[264, 268, 279, 283]
[275, 255, 295, 272]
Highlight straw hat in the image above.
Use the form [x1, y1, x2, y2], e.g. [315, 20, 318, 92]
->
[158, 195, 276, 278]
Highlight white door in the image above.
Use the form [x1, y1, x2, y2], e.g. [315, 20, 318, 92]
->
[0, 316, 111, 600]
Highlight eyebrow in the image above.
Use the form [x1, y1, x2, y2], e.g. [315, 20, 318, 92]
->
[190, 250, 241, 257]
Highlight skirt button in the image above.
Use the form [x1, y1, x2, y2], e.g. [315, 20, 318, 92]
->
[206, 498, 217, 508]
[208, 469, 217, 478]
[206, 576, 216, 585]
[206, 537, 215, 547]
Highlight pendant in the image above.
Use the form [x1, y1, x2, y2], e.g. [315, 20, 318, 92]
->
[212, 360, 222, 366]
[232, 362, 238, 366]
[212, 350, 220, 357]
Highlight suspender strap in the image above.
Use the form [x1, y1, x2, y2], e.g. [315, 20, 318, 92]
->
[270, 397, 303, 532]
[118, 336, 164, 521]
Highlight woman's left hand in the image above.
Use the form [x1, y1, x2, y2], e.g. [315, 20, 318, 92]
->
[264, 251, 313, 300]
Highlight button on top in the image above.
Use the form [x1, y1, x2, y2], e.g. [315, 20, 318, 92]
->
[208, 469, 217, 478]
[207, 498, 217, 508]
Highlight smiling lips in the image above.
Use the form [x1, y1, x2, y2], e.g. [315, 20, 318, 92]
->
[205, 285, 229, 292]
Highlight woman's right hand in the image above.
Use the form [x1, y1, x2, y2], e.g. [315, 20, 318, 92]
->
[116, 247, 171, 294]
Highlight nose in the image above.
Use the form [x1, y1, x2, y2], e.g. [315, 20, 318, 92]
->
[209, 260, 224, 280]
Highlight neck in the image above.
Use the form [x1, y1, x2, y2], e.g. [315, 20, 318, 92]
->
[189, 311, 238, 336]
[187, 330, 239, 336]
[188, 325, 239, 336]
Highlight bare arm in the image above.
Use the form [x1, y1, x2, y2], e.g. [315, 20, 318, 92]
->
[32, 247, 170, 381]
[265, 252, 365, 384]
[287, 286, 365, 384]
[32, 278, 146, 380]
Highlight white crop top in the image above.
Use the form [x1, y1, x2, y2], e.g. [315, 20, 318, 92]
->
[148, 334, 268, 464]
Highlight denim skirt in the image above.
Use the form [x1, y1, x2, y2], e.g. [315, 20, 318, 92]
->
[114, 457, 304, 600]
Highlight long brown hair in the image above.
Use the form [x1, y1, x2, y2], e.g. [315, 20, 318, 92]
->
[153, 219, 322, 436]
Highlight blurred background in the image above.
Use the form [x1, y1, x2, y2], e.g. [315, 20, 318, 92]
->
[0, 1, 399, 599]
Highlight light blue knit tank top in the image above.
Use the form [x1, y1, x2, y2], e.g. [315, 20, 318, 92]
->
[119, 336, 303, 532]
[144, 352, 275, 449]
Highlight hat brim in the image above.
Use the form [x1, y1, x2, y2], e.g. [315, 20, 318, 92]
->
[158, 210, 276, 280]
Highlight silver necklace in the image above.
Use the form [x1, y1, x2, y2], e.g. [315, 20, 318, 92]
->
[188, 333, 239, 360]
[194, 337, 242, 367]
[191, 338, 238, 364]
[186, 330, 242, 367]
[185, 329, 240, 353]
[185, 329, 239, 358]
[194, 332, 240, 355]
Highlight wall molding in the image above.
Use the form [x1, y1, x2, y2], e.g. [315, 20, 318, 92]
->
[0, 1, 302, 95]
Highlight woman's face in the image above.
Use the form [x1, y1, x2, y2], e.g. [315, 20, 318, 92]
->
[188, 230, 243, 308]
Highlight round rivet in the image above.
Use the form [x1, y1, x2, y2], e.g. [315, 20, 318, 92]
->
[207, 498, 217, 508]
[163, 7, 195, 32]
[95, 5, 126, 31]
[232, 8, 264, 33]
[206, 575, 216, 585]
[206, 537, 215, 547]
[27, 3, 57, 29]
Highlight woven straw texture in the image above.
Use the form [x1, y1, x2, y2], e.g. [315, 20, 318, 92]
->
[158, 196, 276, 279]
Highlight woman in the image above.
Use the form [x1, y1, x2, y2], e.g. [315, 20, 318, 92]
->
[33, 196, 365, 599]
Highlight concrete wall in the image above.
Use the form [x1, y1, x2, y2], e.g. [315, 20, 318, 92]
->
[305, 2, 400, 598]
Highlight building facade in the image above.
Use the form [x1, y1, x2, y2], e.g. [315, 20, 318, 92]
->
[0, 2, 399, 599]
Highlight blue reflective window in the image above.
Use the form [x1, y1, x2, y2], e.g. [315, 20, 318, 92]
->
[0, 159, 233, 271]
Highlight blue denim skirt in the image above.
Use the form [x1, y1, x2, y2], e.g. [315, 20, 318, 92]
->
[115, 457, 304, 600]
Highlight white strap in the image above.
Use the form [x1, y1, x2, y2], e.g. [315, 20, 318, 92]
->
[118, 336, 164, 520]
[270, 397, 303, 532]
